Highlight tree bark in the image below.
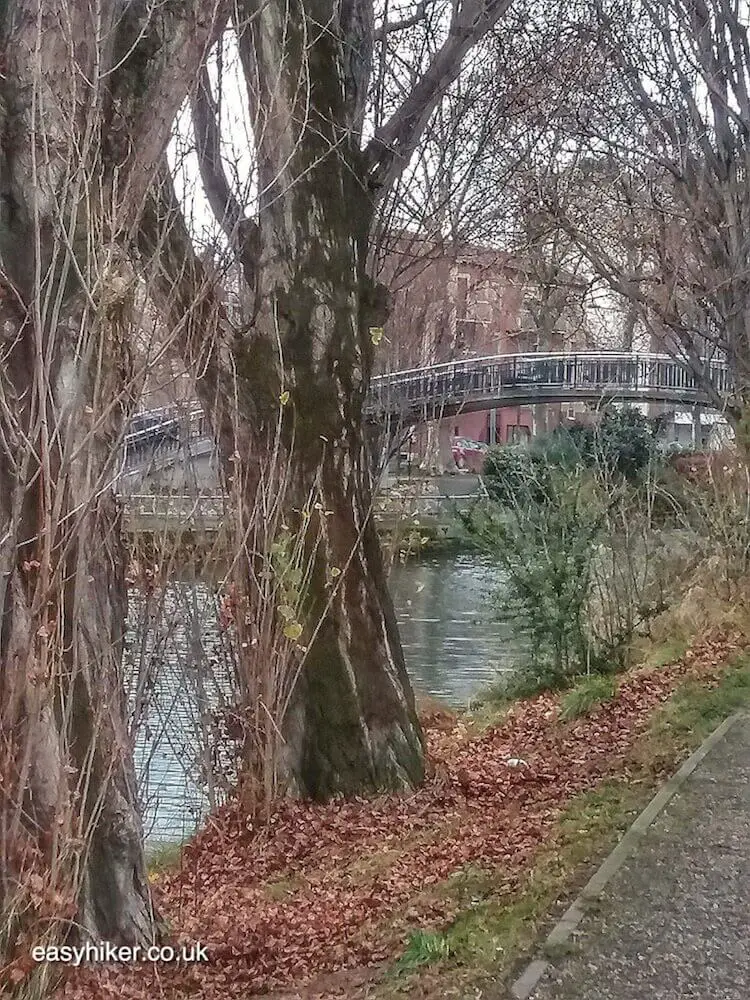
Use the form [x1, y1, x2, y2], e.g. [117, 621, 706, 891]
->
[0, 0, 226, 959]
[232, 2, 424, 798]
[142, 0, 522, 801]
[0, 294, 154, 952]
[163, 3, 424, 799]
[224, 166, 425, 797]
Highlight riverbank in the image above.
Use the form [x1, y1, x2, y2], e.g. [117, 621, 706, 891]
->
[62, 621, 750, 1000]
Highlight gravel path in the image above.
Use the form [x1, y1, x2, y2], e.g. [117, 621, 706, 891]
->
[528, 714, 750, 1000]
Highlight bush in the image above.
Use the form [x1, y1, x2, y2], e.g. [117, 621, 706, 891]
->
[560, 675, 618, 720]
[473, 422, 669, 695]
[466, 466, 602, 688]
[494, 407, 662, 485]
[482, 445, 553, 506]
[568, 407, 660, 481]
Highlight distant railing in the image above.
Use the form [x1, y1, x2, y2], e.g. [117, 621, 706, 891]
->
[368, 352, 732, 422]
[122, 489, 483, 532]
[375, 491, 482, 517]
[122, 493, 227, 531]
[123, 407, 206, 469]
[122, 353, 734, 472]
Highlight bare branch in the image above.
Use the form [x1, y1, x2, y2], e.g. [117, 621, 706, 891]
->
[365, 0, 515, 193]
[191, 64, 260, 292]
[374, 1, 429, 43]
[108, 0, 231, 211]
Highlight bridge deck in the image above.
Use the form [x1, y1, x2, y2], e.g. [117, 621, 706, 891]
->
[121, 353, 733, 473]
[368, 352, 732, 423]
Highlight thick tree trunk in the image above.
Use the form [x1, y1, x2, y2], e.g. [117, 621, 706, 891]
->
[220, 200, 425, 798]
[1, 7, 149, 952]
[276, 428, 424, 798]
[137, 3, 425, 802]
[0, 295, 154, 953]
[220, 4, 425, 798]
[1, 0, 224, 959]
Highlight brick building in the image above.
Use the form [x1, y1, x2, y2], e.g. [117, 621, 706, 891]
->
[377, 235, 591, 469]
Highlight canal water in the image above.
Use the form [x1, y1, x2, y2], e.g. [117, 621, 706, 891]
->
[130, 551, 516, 844]
[389, 552, 515, 706]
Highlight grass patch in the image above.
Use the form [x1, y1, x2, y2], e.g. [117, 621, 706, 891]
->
[397, 930, 455, 970]
[643, 652, 750, 766]
[381, 780, 646, 998]
[652, 636, 690, 667]
[559, 674, 617, 720]
[146, 839, 185, 876]
[643, 633, 691, 669]
[262, 875, 308, 901]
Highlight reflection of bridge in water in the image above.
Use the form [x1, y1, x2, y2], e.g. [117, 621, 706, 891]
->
[120, 352, 734, 490]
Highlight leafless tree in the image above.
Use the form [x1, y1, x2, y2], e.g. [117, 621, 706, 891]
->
[134, 0, 552, 802]
[0, 0, 226, 975]
[535, 0, 750, 433]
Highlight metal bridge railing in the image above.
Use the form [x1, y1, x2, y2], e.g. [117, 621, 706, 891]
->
[122, 354, 734, 469]
[122, 493, 227, 527]
[123, 407, 207, 469]
[367, 352, 732, 418]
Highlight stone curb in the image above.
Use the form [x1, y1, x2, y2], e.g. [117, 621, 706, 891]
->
[510, 710, 747, 1000]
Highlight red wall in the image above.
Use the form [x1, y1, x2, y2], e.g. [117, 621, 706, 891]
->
[449, 408, 532, 446]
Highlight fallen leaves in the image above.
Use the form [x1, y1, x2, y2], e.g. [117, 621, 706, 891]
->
[61, 628, 743, 1000]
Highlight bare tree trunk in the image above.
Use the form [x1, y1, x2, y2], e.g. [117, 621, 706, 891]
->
[229, 195, 424, 797]
[141, 0, 522, 801]
[0, 295, 154, 953]
[1, 0, 225, 960]
[278, 451, 424, 798]
[214, 4, 425, 798]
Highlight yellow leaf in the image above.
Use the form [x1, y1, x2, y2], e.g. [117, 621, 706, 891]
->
[279, 390, 290, 406]
[330, 567, 341, 578]
[278, 604, 295, 621]
[283, 622, 303, 640]
[370, 326, 384, 345]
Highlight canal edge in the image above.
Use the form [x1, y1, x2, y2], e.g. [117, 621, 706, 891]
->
[510, 709, 747, 1000]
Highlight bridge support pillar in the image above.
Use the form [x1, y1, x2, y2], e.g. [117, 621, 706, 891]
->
[438, 421, 455, 473]
[489, 409, 497, 446]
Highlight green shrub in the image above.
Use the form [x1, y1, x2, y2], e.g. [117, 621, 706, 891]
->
[560, 407, 660, 482]
[560, 674, 618, 720]
[482, 445, 553, 507]
[398, 929, 454, 969]
[465, 471, 602, 688]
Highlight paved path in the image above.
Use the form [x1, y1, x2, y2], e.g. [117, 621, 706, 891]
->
[528, 714, 750, 1000]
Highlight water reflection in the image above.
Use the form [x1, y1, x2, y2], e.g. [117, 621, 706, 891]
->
[130, 551, 516, 843]
[388, 552, 515, 707]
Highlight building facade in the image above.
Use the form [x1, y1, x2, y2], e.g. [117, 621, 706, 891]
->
[377, 236, 591, 470]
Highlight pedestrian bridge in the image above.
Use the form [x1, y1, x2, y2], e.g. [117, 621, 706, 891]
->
[367, 352, 732, 423]
[121, 352, 733, 473]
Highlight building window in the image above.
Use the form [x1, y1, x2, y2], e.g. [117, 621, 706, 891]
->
[456, 274, 470, 319]
[456, 318, 479, 353]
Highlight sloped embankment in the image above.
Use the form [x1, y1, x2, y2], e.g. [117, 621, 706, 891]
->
[62, 629, 745, 1000]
